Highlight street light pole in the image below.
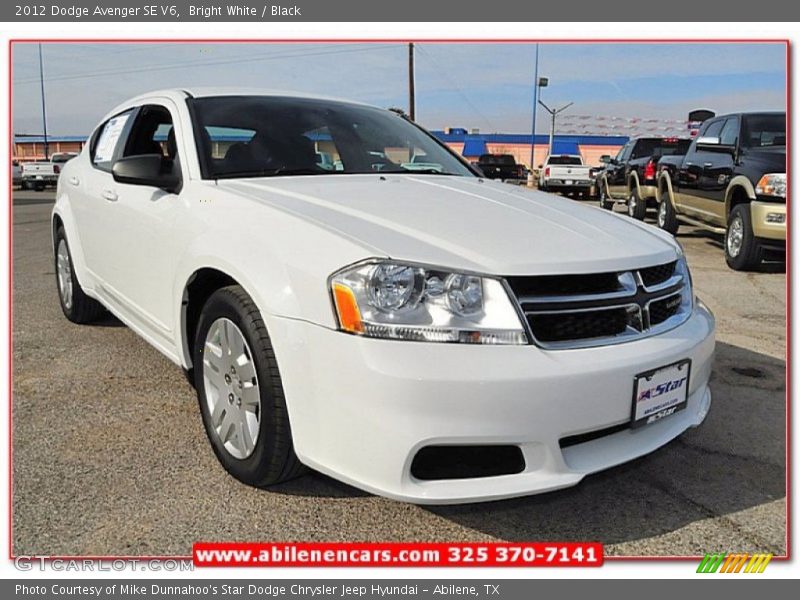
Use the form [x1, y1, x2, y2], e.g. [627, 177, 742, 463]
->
[38, 43, 49, 161]
[538, 100, 574, 155]
[408, 42, 415, 121]
[528, 44, 539, 173]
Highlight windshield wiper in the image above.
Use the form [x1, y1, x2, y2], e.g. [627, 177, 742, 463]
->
[214, 167, 330, 180]
[380, 168, 460, 176]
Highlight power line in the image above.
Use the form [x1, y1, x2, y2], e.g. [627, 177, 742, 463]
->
[13, 44, 400, 86]
[415, 45, 496, 132]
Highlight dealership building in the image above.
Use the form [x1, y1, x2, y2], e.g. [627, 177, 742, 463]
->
[13, 131, 628, 168]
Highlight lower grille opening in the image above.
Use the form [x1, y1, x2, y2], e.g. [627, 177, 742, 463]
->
[410, 445, 525, 481]
[559, 422, 630, 449]
[528, 307, 629, 342]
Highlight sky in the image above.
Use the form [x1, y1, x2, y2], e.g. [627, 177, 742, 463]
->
[11, 42, 787, 137]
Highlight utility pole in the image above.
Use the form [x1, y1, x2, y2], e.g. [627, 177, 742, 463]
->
[38, 43, 49, 161]
[538, 100, 573, 155]
[408, 43, 415, 121]
[528, 44, 539, 181]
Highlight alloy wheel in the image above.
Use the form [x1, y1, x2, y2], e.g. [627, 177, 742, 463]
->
[202, 317, 261, 460]
[56, 239, 74, 310]
[628, 193, 636, 217]
[727, 215, 744, 257]
[658, 201, 667, 228]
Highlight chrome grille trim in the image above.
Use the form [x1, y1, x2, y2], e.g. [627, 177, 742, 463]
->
[506, 261, 691, 350]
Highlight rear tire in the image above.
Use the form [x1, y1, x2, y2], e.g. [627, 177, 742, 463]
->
[54, 226, 105, 324]
[194, 285, 305, 488]
[725, 204, 761, 271]
[627, 187, 647, 220]
[656, 192, 680, 235]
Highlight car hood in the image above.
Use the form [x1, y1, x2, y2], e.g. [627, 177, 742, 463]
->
[218, 175, 679, 275]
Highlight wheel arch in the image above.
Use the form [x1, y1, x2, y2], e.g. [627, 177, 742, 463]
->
[725, 176, 757, 217]
[51, 201, 92, 290]
[627, 170, 641, 196]
[657, 173, 677, 209]
[179, 266, 245, 371]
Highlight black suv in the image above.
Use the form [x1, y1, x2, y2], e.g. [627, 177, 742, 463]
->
[476, 154, 525, 180]
[656, 112, 786, 270]
[596, 137, 691, 219]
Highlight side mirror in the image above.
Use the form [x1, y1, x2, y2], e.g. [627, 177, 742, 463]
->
[696, 136, 720, 148]
[696, 136, 736, 154]
[599, 155, 611, 164]
[112, 154, 180, 192]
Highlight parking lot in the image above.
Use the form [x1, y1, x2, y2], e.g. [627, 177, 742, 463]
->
[11, 189, 786, 558]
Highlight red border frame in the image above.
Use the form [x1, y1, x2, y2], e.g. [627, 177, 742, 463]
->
[7, 37, 791, 565]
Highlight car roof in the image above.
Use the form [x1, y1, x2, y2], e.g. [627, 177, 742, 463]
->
[101, 88, 379, 124]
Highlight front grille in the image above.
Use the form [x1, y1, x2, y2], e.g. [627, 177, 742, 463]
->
[505, 272, 621, 297]
[648, 292, 683, 325]
[640, 261, 676, 288]
[505, 261, 689, 349]
[530, 306, 629, 343]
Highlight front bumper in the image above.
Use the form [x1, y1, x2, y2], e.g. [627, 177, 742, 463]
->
[751, 201, 786, 241]
[268, 303, 715, 504]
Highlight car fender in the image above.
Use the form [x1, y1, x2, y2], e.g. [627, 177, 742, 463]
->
[598, 173, 611, 197]
[724, 176, 757, 216]
[628, 170, 642, 197]
[657, 172, 677, 210]
[51, 193, 95, 294]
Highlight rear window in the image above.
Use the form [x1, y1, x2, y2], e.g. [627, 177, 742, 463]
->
[547, 155, 583, 165]
[479, 154, 515, 165]
[741, 114, 785, 147]
[631, 138, 691, 159]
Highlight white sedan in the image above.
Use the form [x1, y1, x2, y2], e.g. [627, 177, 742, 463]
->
[53, 89, 715, 504]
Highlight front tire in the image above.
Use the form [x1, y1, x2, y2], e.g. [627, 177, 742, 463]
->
[627, 187, 647, 220]
[598, 181, 613, 210]
[194, 285, 304, 488]
[54, 226, 105, 323]
[656, 192, 680, 235]
[725, 204, 761, 271]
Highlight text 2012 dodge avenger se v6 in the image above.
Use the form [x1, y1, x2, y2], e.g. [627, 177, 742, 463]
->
[53, 89, 715, 504]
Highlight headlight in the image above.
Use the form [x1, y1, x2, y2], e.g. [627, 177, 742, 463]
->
[674, 254, 695, 310]
[330, 260, 528, 344]
[755, 173, 786, 198]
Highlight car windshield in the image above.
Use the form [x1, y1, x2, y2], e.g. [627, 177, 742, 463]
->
[741, 114, 786, 147]
[189, 96, 475, 179]
[479, 155, 515, 165]
[547, 156, 582, 165]
[631, 139, 691, 159]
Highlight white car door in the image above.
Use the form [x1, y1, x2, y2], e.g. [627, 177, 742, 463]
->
[89, 101, 187, 345]
[71, 108, 136, 287]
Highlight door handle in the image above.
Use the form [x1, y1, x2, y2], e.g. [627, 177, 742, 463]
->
[68, 176, 80, 186]
[684, 162, 693, 166]
[703, 162, 713, 168]
[101, 189, 118, 202]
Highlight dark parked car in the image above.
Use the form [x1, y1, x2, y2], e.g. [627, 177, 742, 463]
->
[656, 112, 785, 270]
[476, 154, 525, 180]
[596, 137, 691, 219]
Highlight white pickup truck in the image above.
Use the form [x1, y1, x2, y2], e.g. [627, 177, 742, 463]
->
[538, 154, 594, 197]
[21, 160, 61, 190]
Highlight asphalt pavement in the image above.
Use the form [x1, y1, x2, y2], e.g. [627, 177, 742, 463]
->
[11, 189, 787, 557]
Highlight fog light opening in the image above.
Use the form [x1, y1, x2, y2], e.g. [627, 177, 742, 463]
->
[410, 445, 525, 481]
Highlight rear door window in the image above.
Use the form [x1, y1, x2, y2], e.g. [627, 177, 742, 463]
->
[91, 109, 134, 172]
